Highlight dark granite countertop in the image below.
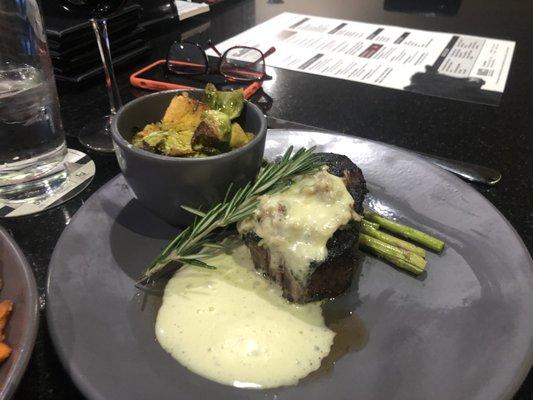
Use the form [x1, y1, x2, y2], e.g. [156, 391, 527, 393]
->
[2, 0, 531, 398]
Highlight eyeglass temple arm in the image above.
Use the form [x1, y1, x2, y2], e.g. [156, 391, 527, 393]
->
[207, 41, 223, 57]
[250, 46, 276, 67]
[263, 46, 276, 59]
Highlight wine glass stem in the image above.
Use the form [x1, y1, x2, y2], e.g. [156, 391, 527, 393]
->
[90, 18, 122, 115]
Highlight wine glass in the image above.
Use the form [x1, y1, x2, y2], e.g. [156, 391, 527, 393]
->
[60, 0, 127, 152]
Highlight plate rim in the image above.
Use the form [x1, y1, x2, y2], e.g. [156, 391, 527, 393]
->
[0, 225, 40, 400]
[46, 129, 533, 400]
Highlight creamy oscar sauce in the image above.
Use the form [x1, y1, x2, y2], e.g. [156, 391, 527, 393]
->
[238, 169, 356, 282]
[155, 240, 335, 389]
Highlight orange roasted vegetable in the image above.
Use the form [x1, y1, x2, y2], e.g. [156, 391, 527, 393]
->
[0, 300, 13, 362]
[0, 342, 12, 362]
[0, 300, 13, 332]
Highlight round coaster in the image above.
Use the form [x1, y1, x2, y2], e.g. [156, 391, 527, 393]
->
[0, 149, 95, 218]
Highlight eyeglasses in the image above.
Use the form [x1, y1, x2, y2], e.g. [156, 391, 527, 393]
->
[166, 41, 276, 82]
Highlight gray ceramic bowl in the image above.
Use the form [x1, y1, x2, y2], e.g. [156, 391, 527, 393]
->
[111, 90, 267, 226]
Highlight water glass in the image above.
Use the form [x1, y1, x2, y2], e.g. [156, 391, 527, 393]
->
[0, 0, 68, 203]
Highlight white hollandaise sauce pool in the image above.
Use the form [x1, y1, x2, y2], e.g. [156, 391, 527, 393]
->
[155, 240, 335, 389]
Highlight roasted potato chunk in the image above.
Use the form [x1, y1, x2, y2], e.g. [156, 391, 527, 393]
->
[162, 93, 209, 131]
[229, 123, 254, 148]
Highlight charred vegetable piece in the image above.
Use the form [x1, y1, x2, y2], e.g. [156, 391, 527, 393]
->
[192, 110, 231, 149]
[229, 123, 254, 148]
[141, 130, 167, 150]
[199, 147, 223, 156]
[131, 135, 144, 149]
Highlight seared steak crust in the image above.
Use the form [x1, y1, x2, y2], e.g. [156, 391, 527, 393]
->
[316, 153, 367, 215]
[242, 152, 367, 303]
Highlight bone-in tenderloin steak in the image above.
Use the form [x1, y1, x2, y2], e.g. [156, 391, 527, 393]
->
[241, 153, 367, 303]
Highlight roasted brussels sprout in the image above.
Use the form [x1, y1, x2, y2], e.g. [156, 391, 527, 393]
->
[203, 83, 218, 109]
[202, 83, 244, 119]
[141, 130, 166, 150]
[160, 130, 195, 156]
[192, 110, 231, 149]
[216, 88, 244, 119]
[135, 129, 195, 156]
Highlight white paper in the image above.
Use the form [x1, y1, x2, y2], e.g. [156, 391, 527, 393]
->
[209, 13, 515, 105]
[174, 1, 209, 21]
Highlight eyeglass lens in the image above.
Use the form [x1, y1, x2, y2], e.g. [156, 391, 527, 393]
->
[220, 47, 265, 81]
[167, 42, 207, 75]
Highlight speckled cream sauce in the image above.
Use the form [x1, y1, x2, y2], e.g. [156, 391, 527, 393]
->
[155, 240, 335, 389]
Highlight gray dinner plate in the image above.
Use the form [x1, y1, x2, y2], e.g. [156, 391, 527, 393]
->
[47, 130, 533, 400]
[0, 226, 39, 400]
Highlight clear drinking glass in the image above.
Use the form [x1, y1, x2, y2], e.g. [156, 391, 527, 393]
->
[60, 0, 126, 153]
[0, 0, 68, 203]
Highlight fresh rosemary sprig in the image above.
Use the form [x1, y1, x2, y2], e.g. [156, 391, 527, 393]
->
[136, 146, 322, 288]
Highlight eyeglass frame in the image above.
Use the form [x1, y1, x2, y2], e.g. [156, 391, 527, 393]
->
[165, 40, 276, 82]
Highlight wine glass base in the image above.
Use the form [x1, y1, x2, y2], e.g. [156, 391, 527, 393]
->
[78, 115, 115, 153]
